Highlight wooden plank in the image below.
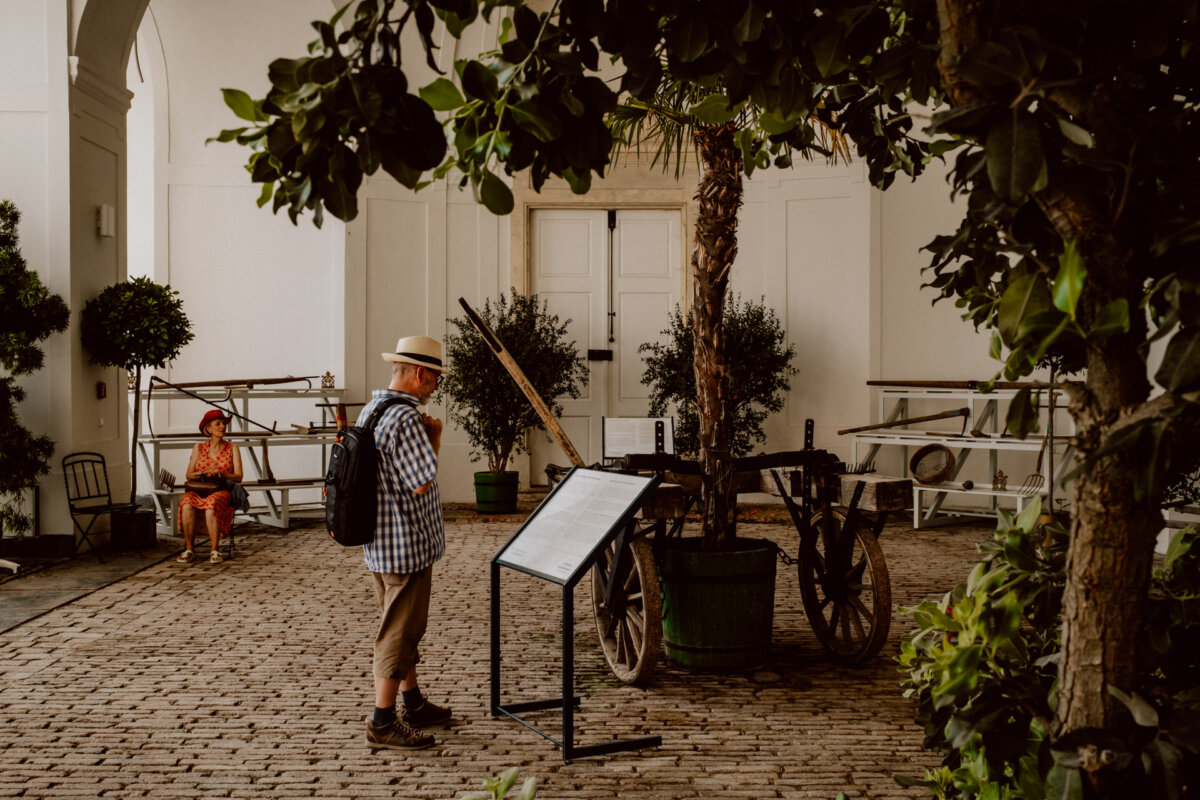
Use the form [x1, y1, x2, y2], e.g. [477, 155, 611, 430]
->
[637, 484, 688, 519]
[458, 298, 585, 467]
[839, 473, 912, 511]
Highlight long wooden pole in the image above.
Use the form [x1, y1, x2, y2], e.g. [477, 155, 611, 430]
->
[457, 297, 585, 467]
[837, 407, 970, 436]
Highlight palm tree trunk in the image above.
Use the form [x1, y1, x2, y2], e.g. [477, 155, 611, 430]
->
[691, 123, 743, 548]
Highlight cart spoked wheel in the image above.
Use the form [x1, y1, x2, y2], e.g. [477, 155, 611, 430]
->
[799, 508, 892, 663]
[591, 537, 662, 684]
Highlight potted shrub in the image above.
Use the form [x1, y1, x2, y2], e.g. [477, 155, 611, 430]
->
[80, 277, 193, 546]
[639, 295, 798, 669]
[0, 200, 70, 554]
[441, 293, 587, 513]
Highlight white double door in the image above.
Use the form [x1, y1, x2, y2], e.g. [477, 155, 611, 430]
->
[529, 208, 683, 482]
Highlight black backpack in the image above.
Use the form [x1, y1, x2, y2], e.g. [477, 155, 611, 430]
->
[325, 396, 415, 546]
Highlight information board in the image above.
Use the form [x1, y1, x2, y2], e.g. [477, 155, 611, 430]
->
[495, 468, 656, 583]
[602, 417, 675, 460]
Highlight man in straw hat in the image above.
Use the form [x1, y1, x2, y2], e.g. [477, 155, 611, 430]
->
[362, 335, 453, 750]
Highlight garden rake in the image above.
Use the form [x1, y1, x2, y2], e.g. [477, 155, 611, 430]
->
[1019, 366, 1057, 497]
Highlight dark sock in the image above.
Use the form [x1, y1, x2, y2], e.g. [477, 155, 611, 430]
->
[401, 688, 424, 710]
[373, 706, 396, 726]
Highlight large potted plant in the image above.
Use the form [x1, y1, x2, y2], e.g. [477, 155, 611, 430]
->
[441, 293, 587, 513]
[0, 200, 70, 555]
[80, 277, 193, 546]
[639, 296, 797, 669]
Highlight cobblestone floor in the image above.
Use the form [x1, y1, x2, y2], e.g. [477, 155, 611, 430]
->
[0, 513, 992, 799]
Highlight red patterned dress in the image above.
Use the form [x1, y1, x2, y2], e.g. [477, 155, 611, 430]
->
[178, 440, 236, 536]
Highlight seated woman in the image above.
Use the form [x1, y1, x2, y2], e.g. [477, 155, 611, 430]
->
[176, 409, 243, 564]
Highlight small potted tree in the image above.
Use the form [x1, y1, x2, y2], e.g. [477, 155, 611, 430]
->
[639, 295, 798, 669]
[441, 293, 587, 513]
[80, 277, 193, 546]
[0, 200, 70, 555]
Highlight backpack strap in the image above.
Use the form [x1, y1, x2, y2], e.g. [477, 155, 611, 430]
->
[361, 396, 417, 432]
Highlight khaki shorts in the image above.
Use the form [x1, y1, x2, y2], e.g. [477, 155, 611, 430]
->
[370, 567, 432, 680]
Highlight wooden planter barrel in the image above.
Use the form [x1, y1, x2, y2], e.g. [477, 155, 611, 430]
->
[659, 537, 777, 670]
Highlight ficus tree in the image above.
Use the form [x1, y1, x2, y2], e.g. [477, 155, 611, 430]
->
[212, 0, 926, 547]
[216, 0, 1200, 789]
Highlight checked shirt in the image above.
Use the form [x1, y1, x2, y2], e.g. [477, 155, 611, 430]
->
[360, 389, 445, 575]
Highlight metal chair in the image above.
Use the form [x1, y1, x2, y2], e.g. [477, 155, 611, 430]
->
[61, 452, 138, 560]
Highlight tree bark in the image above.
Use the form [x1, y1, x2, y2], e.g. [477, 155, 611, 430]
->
[691, 124, 743, 548]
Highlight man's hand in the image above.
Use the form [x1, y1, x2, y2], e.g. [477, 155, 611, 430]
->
[422, 414, 443, 453]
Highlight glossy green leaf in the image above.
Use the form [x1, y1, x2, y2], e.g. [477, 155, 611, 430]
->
[1089, 298, 1130, 341]
[1014, 497, 1042, 534]
[1155, 327, 1200, 393]
[690, 94, 734, 125]
[420, 77, 466, 111]
[1107, 686, 1159, 727]
[207, 127, 248, 144]
[670, 12, 710, 63]
[985, 111, 1046, 204]
[1005, 387, 1038, 438]
[1164, 528, 1193, 573]
[989, 330, 1003, 360]
[477, 170, 514, 215]
[997, 273, 1053, 346]
[222, 88, 264, 122]
[1044, 764, 1085, 800]
[1052, 241, 1086, 319]
[733, 3, 764, 44]
[461, 60, 499, 101]
[511, 100, 563, 142]
[758, 111, 798, 135]
[808, 18, 847, 78]
[267, 58, 305, 93]
[1056, 117, 1094, 148]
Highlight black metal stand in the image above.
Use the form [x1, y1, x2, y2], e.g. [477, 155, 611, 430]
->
[489, 467, 663, 762]
[489, 561, 662, 761]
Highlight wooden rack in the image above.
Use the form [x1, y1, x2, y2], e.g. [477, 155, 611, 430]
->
[133, 385, 345, 534]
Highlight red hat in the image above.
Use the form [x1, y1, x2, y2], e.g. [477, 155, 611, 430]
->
[199, 409, 231, 434]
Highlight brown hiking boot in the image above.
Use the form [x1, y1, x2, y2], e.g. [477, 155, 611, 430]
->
[365, 718, 434, 750]
[400, 699, 453, 727]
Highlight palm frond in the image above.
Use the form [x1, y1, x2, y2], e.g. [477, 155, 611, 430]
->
[607, 71, 852, 178]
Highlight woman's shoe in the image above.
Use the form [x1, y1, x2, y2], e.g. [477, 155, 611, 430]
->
[209, 551, 224, 564]
[175, 550, 193, 563]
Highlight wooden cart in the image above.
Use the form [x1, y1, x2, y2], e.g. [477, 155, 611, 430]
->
[571, 428, 902, 685]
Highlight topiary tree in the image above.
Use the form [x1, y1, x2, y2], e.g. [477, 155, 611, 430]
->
[440, 293, 587, 474]
[0, 199, 70, 536]
[640, 296, 798, 459]
[80, 277, 193, 504]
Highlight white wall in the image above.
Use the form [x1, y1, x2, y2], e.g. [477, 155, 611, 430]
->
[122, 0, 347, 491]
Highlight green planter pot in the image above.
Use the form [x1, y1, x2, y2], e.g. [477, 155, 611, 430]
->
[473, 471, 519, 514]
[659, 537, 777, 670]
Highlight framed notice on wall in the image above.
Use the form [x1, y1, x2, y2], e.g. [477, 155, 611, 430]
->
[495, 467, 658, 584]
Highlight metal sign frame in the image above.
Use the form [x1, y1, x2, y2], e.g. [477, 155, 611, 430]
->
[490, 466, 662, 760]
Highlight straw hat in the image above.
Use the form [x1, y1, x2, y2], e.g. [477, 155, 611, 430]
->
[381, 335, 450, 374]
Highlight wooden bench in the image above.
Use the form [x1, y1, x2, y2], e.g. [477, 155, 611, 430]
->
[153, 478, 325, 546]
